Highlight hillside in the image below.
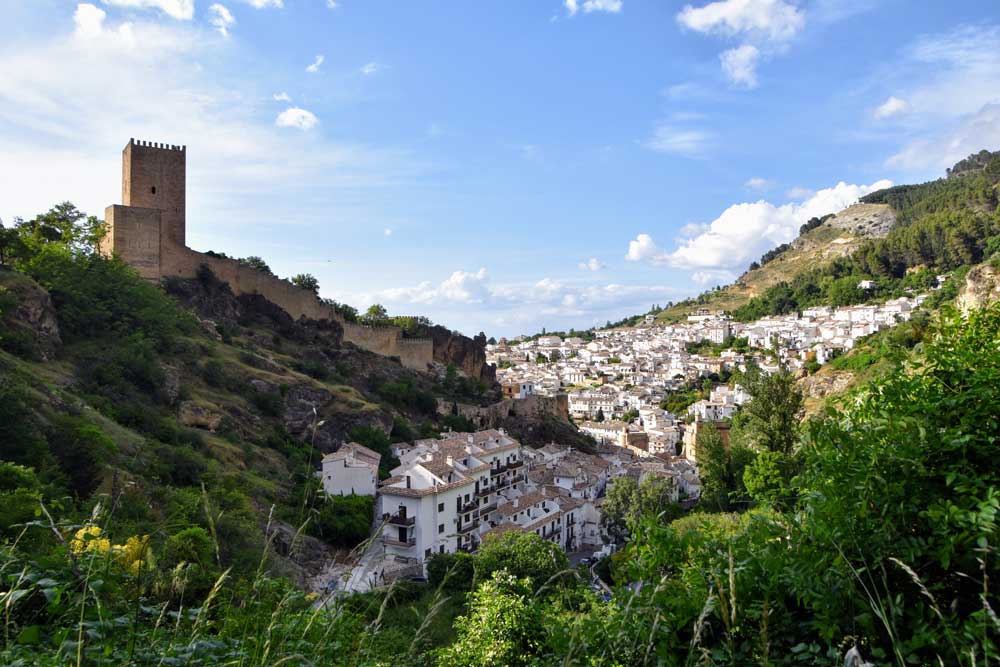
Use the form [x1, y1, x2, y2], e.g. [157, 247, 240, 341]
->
[648, 150, 1000, 325]
[0, 206, 594, 592]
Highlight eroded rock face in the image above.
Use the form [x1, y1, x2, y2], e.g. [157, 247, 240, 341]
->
[178, 401, 224, 431]
[0, 270, 62, 360]
[957, 263, 1000, 313]
[798, 370, 855, 399]
[428, 325, 497, 385]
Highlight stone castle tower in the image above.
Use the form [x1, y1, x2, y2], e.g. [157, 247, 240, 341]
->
[100, 139, 186, 280]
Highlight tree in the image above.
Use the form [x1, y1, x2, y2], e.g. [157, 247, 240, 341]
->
[15, 202, 105, 259]
[426, 551, 475, 591]
[434, 572, 544, 667]
[735, 365, 803, 455]
[695, 423, 730, 512]
[0, 223, 26, 265]
[290, 273, 319, 293]
[601, 476, 639, 541]
[474, 531, 569, 590]
[365, 303, 388, 320]
[595, 408, 605, 423]
[238, 255, 273, 274]
[743, 450, 794, 509]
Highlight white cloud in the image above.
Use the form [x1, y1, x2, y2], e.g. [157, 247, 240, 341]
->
[360, 62, 382, 76]
[677, 0, 804, 41]
[873, 95, 910, 119]
[208, 4, 234, 37]
[678, 222, 709, 238]
[645, 124, 712, 156]
[692, 269, 736, 285]
[306, 54, 324, 73]
[888, 103, 1000, 173]
[565, 0, 623, 16]
[744, 176, 769, 189]
[626, 179, 893, 274]
[275, 107, 318, 130]
[785, 186, 812, 200]
[578, 257, 605, 272]
[273, 91, 291, 102]
[720, 44, 760, 88]
[326, 0, 338, 7]
[383, 227, 392, 236]
[101, 0, 195, 20]
[75, 4, 109, 38]
[625, 234, 668, 264]
[361, 268, 681, 334]
[238, 0, 283, 8]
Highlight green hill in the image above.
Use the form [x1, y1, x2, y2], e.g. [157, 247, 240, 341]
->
[646, 150, 1000, 324]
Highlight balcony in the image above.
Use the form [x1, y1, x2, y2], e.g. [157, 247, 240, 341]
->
[387, 513, 415, 527]
[508, 460, 523, 469]
[384, 536, 416, 547]
[457, 520, 480, 534]
[461, 500, 478, 514]
[510, 474, 525, 485]
[476, 485, 495, 498]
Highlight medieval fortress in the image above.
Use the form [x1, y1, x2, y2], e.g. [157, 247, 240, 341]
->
[99, 139, 434, 370]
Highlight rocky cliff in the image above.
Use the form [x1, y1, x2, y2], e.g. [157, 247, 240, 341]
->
[957, 262, 1000, 313]
[428, 325, 497, 385]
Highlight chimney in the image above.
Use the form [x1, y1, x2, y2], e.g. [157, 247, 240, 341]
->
[446, 455, 454, 467]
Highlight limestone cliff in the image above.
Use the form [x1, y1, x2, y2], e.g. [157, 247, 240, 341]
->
[957, 262, 1000, 313]
[428, 325, 497, 385]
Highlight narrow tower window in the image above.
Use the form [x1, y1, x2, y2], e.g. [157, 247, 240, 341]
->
[151, 186, 156, 194]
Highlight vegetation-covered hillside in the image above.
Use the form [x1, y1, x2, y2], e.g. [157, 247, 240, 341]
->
[642, 150, 1000, 325]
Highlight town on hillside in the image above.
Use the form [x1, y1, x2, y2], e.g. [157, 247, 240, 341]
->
[489, 292, 934, 458]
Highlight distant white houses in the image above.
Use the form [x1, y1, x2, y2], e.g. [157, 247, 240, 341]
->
[321, 442, 382, 497]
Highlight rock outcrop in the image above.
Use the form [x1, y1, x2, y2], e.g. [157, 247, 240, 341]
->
[428, 326, 497, 385]
[956, 262, 1000, 313]
[0, 269, 62, 360]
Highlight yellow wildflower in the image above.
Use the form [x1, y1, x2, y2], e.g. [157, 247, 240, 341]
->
[70, 526, 111, 555]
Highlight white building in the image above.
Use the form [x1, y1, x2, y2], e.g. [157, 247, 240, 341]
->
[321, 442, 381, 497]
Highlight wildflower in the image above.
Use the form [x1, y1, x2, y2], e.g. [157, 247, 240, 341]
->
[70, 526, 111, 556]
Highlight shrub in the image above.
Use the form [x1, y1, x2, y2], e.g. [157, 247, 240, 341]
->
[308, 494, 373, 548]
[427, 551, 475, 592]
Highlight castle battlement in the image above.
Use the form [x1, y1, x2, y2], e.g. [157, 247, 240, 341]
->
[99, 138, 435, 372]
[130, 138, 186, 152]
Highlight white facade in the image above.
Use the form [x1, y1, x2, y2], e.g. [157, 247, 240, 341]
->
[321, 443, 381, 497]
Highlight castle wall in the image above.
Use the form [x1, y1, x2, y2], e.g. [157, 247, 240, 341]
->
[122, 140, 186, 247]
[102, 205, 162, 281]
[156, 243, 434, 370]
[102, 139, 437, 373]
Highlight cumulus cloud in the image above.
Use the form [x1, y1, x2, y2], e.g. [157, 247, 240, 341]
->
[625, 234, 668, 264]
[101, 0, 195, 20]
[720, 44, 760, 88]
[360, 62, 382, 76]
[565, 0, 623, 16]
[305, 54, 324, 73]
[677, 0, 804, 88]
[692, 269, 736, 285]
[578, 258, 605, 272]
[874, 95, 910, 119]
[645, 124, 712, 156]
[275, 107, 318, 130]
[626, 179, 893, 274]
[326, 0, 338, 7]
[785, 186, 812, 200]
[677, 0, 804, 41]
[360, 269, 681, 334]
[208, 4, 234, 37]
[383, 227, 392, 236]
[75, 4, 110, 38]
[744, 176, 769, 189]
[273, 91, 291, 102]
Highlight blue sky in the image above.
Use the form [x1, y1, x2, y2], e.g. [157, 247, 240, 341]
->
[1, 0, 998, 336]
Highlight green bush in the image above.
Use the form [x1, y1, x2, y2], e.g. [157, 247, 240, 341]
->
[308, 494, 374, 547]
[427, 551, 475, 591]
